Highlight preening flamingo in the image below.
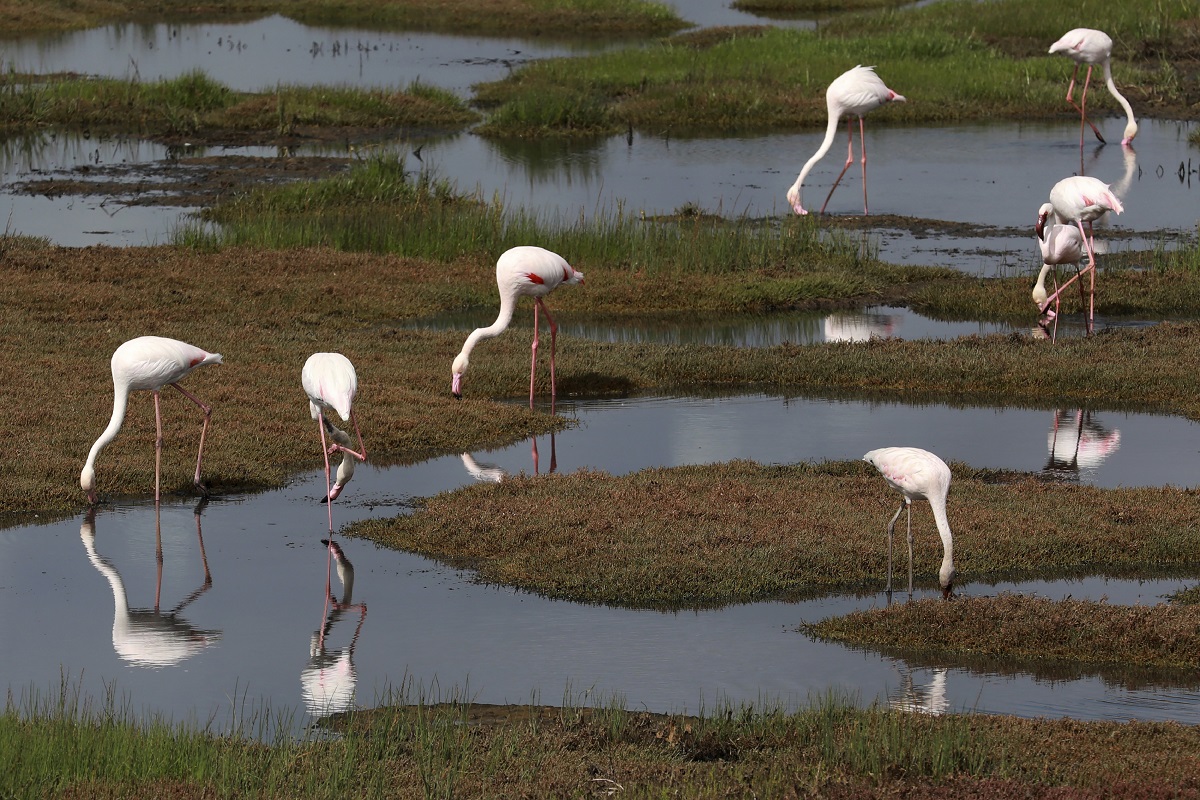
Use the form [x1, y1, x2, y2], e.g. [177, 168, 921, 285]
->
[302, 353, 367, 530]
[1049, 28, 1138, 148]
[862, 447, 955, 598]
[451, 246, 584, 409]
[786, 65, 905, 216]
[81, 336, 222, 504]
[1032, 201, 1087, 334]
[1035, 176, 1124, 334]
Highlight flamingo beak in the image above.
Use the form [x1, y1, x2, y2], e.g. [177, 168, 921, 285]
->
[1035, 211, 1047, 241]
[451, 373, 463, 399]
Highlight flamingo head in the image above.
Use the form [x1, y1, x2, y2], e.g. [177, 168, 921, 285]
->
[565, 266, 585, 286]
[451, 353, 469, 399]
[1034, 203, 1053, 241]
[939, 565, 955, 599]
[1121, 120, 1138, 147]
[786, 184, 808, 216]
[80, 466, 97, 504]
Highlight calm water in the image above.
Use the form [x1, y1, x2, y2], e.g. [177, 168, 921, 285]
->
[3, 394, 1199, 734]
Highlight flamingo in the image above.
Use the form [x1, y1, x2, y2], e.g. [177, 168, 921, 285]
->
[1035, 176, 1124, 334]
[302, 353, 367, 531]
[786, 65, 905, 216]
[862, 447, 955, 598]
[1032, 201, 1087, 336]
[1049, 28, 1138, 148]
[81, 336, 222, 504]
[451, 246, 584, 409]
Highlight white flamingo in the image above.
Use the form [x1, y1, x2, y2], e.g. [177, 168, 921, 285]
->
[786, 65, 905, 216]
[302, 353, 367, 531]
[1049, 28, 1138, 148]
[1032, 201, 1087, 335]
[81, 336, 222, 504]
[863, 447, 955, 598]
[1035, 176, 1124, 334]
[452, 246, 584, 409]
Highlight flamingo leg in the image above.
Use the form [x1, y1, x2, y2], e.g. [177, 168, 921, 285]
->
[1065, 65, 1106, 146]
[885, 500, 904, 594]
[858, 116, 869, 215]
[194, 500, 212, 585]
[153, 390, 164, 503]
[906, 504, 914, 595]
[154, 503, 163, 609]
[538, 298, 560, 407]
[170, 382, 213, 496]
[819, 119, 857, 215]
[316, 410, 334, 532]
[529, 301, 540, 410]
[327, 411, 367, 463]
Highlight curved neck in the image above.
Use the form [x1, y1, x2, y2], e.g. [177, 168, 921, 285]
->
[459, 289, 517, 360]
[84, 382, 130, 474]
[1102, 61, 1136, 130]
[82, 535, 131, 618]
[929, 495, 954, 588]
[790, 110, 842, 199]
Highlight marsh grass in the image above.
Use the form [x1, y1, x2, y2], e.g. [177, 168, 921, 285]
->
[347, 459, 1200, 608]
[10, 677, 1200, 797]
[0, 0, 687, 37]
[0, 70, 476, 141]
[808, 593, 1200, 676]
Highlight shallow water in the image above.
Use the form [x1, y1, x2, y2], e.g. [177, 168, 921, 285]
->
[3, 394, 1199, 734]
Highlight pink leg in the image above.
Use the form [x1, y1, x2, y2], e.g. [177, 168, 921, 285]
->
[819, 119, 857, 215]
[170, 382, 214, 495]
[326, 411, 367, 463]
[529, 302, 540, 410]
[858, 117, 869, 215]
[538, 298, 560, 405]
[1066, 65, 1106, 146]
[194, 502, 212, 584]
[154, 504, 163, 608]
[317, 411, 334, 531]
[153, 390, 164, 503]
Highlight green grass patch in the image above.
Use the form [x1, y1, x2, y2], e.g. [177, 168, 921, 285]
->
[0, 70, 477, 142]
[806, 593, 1200, 673]
[733, 0, 912, 16]
[347, 459, 1200, 608]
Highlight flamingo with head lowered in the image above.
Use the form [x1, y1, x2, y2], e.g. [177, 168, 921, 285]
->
[787, 65, 905, 216]
[863, 447, 955, 599]
[302, 353, 367, 531]
[451, 246, 584, 410]
[81, 336, 222, 504]
[1035, 175, 1124, 334]
[1049, 28, 1138, 149]
[1032, 201, 1087, 335]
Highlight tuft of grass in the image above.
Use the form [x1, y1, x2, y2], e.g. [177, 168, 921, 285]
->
[805, 593, 1200, 673]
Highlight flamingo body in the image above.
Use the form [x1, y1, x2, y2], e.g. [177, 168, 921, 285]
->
[81, 336, 222, 503]
[302, 353, 366, 510]
[1033, 201, 1087, 320]
[1048, 28, 1138, 146]
[863, 447, 955, 597]
[787, 65, 905, 216]
[451, 246, 584, 408]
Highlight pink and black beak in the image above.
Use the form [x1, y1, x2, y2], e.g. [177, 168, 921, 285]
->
[1035, 208, 1049, 241]
[451, 373, 463, 400]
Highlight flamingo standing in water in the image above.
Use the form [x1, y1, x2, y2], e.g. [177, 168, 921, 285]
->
[451, 246, 584, 409]
[1049, 28, 1138, 149]
[787, 65, 905, 216]
[862, 447, 955, 598]
[1035, 175, 1124, 334]
[302, 353, 367, 532]
[81, 336, 222, 504]
[1032, 201, 1087, 336]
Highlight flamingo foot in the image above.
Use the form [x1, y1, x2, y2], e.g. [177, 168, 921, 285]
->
[793, 204, 809, 216]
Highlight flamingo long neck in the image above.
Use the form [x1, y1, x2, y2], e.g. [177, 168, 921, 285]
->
[459, 288, 517, 361]
[929, 495, 955, 589]
[1102, 60, 1137, 143]
[84, 382, 131, 476]
[82, 533, 131, 620]
[790, 109, 842, 203]
[1033, 263, 1052, 303]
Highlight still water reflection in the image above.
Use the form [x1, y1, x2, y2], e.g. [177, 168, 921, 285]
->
[4, 393, 1199, 735]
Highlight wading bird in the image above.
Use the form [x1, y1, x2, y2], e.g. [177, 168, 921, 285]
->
[1035, 176, 1124, 334]
[1049, 28, 1138, 148]
[302, 353, 367, 531]
[862, 447, 955, 598]
[786, 65, 905, 216]
[1032, 201, 1087, 336]
[451, 246, 584, 409]
[81, 336, 222, 504]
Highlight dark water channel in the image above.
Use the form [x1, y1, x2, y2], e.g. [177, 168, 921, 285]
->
[3, 393, 1200, 735]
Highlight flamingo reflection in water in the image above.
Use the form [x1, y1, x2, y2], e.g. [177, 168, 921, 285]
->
[822, 311, 898, 343]
[1044, 409, 1122, 482]
[302, 539, 367, 719]
[79, 502, 221, 668]
[461, 432, 558, 483]
[888, 666, 949, 716]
